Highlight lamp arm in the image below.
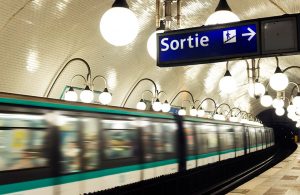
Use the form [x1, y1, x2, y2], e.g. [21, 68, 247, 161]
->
[226, 107, 241, 118]
[197, 97, 217, 110]
[69, 74, 87, 87]
[170, 90, 195, 105]
[213, 103, 231, 116]
[158, 91, 168, 102]
[193, 100, 201, 107]
[45, 58, 92, 98]
[121, 78, 158, 107]
[92, 75, 107, 91]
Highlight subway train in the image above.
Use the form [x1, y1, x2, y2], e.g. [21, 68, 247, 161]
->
[0, 92, 274, 195]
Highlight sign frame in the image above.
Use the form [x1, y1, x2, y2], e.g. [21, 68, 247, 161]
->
[157, 13, 300, 68]
[157, 20, 260, 67]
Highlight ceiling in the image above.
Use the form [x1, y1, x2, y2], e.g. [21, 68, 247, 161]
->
[0, 0, 300, 116]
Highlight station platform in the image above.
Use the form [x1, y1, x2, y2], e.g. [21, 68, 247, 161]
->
[227, 145, 300, 195]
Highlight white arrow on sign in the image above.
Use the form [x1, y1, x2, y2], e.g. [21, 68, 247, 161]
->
[242, 27, 256, 41]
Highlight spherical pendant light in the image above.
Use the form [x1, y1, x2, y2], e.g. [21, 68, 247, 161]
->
[80, 85, 94, 103]
[152, 98, 162, 112]
[287, 112, 296, 120]
[229, 116, 238, 122]
[178, 107, 186, 116]
[147, 29, 164, 60]
[275, 107, 285, 116]
[136, 99, 146, 110]
[296, 122, 300, 128]
[64, 87, 78, 102]
[219, 70, 237, 93]
[269, 66, 289, 91]
[287, 104, 296, 113]
[190, 106, 197, 116]
[197, 108, 205, 117]
[248, 81, 265, 98]
[260, 93, 273, 107]
[292, 93, 300, 108]
[99, 88, 112, 105]
[272, 98, 284, 109]
[100, 0, 139, 46]
[161, 100, 171, 113]
[205, 0, 240, 25]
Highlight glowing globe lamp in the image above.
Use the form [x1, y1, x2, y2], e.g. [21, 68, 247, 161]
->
[248, 82, 265, 98]
[100, 0, 138, 46]
[219, 70, 236, 93]
[190, 106, 197, 116]
[272, 98, 284, 108]
[99, 88, 112, 105]
[178, 107, 186, 116]
[205, 0, 240, 25]
[162, 100, 171, 113]
[65, 87, 78, 102]
[80, 85, 94, 103]
[152, 98, 162, 112]
[292, 93, 300, 108]
[269, 66, 288, 91]
[260, 93, 273, 107]
[136, 99, 146, 110]
[275, 107, 285, 116]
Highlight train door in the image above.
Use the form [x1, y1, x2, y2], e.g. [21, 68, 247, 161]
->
[249, 127, 257, 152]
[234, 125, 245, 157]
[244, 127, 251, 154]
[256, 128, 263, 150]
[261, 128, 266, 149]
[218, 125, 235, 161]
[195, 123, 219, 166]
[184, 122, 197, 170]
[138, 119, 178, 180]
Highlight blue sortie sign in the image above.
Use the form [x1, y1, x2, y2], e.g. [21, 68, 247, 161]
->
[157, 23, 259, 67]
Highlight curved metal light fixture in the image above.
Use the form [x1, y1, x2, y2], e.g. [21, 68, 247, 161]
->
[92, 75, 112, 105]
[64, 74, 87, 102]
[122, 78, 159, 108]
[196, 98, 217, 118]
[213, 103, 231, 121]
[45, 58, 92, 98]
[158, 91, 171, 112]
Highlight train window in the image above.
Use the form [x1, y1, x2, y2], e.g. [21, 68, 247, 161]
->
[235, 126, 244, 149]
[142, 128, 154, 162]
[0, 113, 48, 172]
[82, 118, 100, 170]
[0, 113, 46, 128]
[207, 133, 218, 149]
[153, 123, 176, 159]
[185, 124, 195, 153]
[219, 133, 234, 149]
[103, 129, 138, 160]
[59, 116, 81, 174]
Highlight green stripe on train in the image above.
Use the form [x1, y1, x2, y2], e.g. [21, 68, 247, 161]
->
[0, 97, 174, 119]
[0, 159, 177, 194]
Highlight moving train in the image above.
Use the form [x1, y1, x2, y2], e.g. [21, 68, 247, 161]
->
[0, 93, 274, 195]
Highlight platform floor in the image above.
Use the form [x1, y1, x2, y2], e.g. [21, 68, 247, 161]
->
[227, 145, 300, 195]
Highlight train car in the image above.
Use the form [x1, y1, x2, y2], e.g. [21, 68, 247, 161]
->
[0, 93, 275, 195]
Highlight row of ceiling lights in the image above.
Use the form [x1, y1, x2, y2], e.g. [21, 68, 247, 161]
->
[62, 69, 261, 126]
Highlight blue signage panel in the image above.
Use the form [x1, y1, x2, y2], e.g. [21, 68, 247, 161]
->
[157, 22, 259, 67]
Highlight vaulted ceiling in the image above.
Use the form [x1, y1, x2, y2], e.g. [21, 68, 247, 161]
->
[0, 0, 300, 115]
